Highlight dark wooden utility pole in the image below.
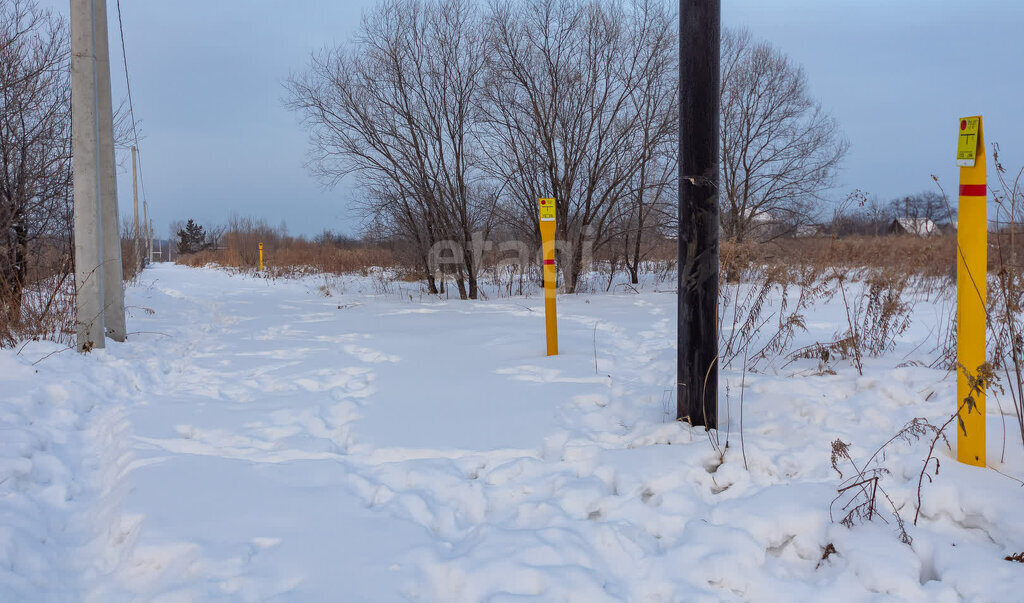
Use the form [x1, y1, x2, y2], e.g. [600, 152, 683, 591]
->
[677, 0, 720, 428]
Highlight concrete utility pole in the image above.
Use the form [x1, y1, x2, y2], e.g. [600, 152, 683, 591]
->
[71, 0, 124, 351]
[143, 200, 150, 265]
[677, 0, 720, 428]
[96, 0, 125, 341]
[70, 0, 106, 351]
[132, 145, 141, 271]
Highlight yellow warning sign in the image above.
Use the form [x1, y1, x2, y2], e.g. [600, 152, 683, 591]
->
[957, 116, 980, 167]
[539, 198, 556, 222]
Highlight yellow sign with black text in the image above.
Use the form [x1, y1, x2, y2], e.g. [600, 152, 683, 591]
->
[957, 117, 980, 167]
[539, 198, 556, 222]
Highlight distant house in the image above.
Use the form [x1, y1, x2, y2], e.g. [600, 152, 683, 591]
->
[721, 209, 785, 241]
[794, 224, 827, 238]
[888, 217, 939, 237]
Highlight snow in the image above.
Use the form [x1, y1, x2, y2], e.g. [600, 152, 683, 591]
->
[2, 263, 1024, 600]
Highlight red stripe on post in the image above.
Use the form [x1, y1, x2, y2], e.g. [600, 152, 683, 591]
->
[959, 184, 987, 197]
[543, 259, 555, 265]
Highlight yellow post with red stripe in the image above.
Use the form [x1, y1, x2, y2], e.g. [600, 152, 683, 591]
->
[956, 115, 986, 467]
[539, 198, 558, 356]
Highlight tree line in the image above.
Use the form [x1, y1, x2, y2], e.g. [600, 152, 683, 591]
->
[286, 0, 847, 298]
[829, 190, 956, 237]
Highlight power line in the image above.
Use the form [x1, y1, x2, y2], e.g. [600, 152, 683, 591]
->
[115, 0, 148, 203]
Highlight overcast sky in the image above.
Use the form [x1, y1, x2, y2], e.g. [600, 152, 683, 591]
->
[39, 0, 1024, 237]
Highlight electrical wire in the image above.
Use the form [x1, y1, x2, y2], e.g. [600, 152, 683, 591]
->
[115, 0, 148, 203]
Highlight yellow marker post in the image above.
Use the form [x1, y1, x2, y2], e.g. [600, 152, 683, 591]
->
[956, 115, 986, 467]
[539, 198, 558, 355]
[259, 242, 264, 272]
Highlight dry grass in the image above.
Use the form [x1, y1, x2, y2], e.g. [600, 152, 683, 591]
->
[722, 235, 958, 281]
[175, 215, 963, 287]
[177, 232, 399, 278]
[1, 236, 75, 347]
[718, 234, 950, 374]
[121, 234, 142, 282]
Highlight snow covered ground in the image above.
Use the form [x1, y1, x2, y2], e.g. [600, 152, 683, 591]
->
[2, 263, 1024, 601]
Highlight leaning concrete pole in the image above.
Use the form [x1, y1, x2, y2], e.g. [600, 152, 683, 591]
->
[71, 0, 106, 352]
[132, 146, 140, 271]
[95, 0, 126, 342]
[143, 200, 149, 265]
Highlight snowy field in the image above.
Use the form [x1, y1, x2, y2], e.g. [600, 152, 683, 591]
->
[3, 263, 1024, 601]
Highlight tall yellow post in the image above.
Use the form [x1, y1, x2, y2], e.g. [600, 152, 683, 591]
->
[956, 115, 986, 467]
[539, 198, 558, 355]
[259, 242, 264, 272]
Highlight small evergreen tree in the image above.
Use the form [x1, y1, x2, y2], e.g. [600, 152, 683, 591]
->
[176, 219, 208, 254]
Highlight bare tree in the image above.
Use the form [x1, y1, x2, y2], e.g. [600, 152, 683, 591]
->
[0, 0, 72, 339]
[287, 0, 493, 298]
[482, 0, 675, 292]
[828, 192, 892, 237]
[889, 191, 952, 225]
[617, 0, 677, 284]
[365, 181, 443, 292]
[719, 28, 848, 243]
